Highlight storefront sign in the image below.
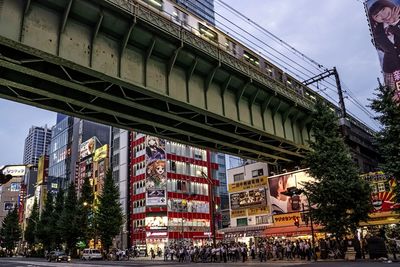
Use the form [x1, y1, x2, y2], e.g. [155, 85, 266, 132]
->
[230, 188, 267, 210]
[228, 176, 268, 193]
[273, 212, 302, 226]
[1, 165, 26, 177]
[248, 206, 269, 216]
[231, 209, 247, 218]
[146, 232, 167, 237]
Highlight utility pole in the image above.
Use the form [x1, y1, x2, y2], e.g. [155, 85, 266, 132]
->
[302, 67, 347, 118]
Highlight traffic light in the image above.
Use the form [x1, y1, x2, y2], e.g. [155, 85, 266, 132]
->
[0, 172, 12, 185]
[294, 216, 300, 227]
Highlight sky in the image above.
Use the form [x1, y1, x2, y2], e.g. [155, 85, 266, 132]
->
[0, 0, 383, 165]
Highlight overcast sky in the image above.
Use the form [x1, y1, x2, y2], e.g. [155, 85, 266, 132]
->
[0, 0, 382, 165]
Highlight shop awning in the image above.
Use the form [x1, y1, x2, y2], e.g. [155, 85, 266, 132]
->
[263, 225, 323, 237]
[218, 224, 269, 233]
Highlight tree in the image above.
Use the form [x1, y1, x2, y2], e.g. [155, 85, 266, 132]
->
[79, 176, 94, 246]
[370, 85, 400, 210]
[24, 198, 39, 246]
[37, 191, 54, 251]
[52, 188, 64, 249]
[96, 169, 123, 252]
[0, 207, 21, 251]
[58, 183, 80, 255]
[302, 99, 371, 238]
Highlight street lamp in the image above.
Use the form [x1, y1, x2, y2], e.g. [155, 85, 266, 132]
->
[197, 170, 216, 246]
[282, 186, 317, 261]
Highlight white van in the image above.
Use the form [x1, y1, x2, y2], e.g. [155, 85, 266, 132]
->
[82, 248, 102, 260]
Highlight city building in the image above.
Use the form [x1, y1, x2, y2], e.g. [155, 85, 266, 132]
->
[23, 125, 52, 166]
[0, 165, 26, 225]
[129, 132, 221, 253]
[222, 162, 270, 247]
[48, 115, 111, 192]
[110, 128, 130, 249]
[176, 0, 215, 25]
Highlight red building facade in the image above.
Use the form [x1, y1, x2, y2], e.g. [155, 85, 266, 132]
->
[129, 132, 220, 252]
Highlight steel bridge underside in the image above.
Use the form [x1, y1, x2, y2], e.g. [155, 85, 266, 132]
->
[0, 0, 314, 165]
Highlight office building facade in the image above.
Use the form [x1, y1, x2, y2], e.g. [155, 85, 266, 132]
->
[176, 0, 215, 25]
[23, 125, 52, 166]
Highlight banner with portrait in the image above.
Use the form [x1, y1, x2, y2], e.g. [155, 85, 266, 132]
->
[365, 0, 400, 103]
[268, 170, 313, 215]
[230, 188, 267, 210]
[145, 136, 167, 206]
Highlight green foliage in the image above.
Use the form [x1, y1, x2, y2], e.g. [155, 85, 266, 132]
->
[303, 100, 372, 238]
[0, 207, 21, 250]
[37, 191, 54, 250]
[370, 85, 400, 209]
[79, 176, 94, 246]
[96, 169, 123, 252]
[24, 198, 39, 245]
[58, 183, 81, 254]
[52, 188, 64, 249]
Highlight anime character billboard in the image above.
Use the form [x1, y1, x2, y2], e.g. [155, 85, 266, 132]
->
[366, 0, 400, 103]
[145, 136, 167, 206]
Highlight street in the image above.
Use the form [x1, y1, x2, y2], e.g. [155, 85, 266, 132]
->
[0, 258, 397, 267]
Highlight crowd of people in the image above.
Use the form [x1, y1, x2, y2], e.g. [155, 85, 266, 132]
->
[159, 239, 321, 263]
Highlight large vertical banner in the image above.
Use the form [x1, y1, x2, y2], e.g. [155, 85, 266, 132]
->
[145, 136, 167, 206]
[268, 170, 313, 215]
[366, 0, 400, 103]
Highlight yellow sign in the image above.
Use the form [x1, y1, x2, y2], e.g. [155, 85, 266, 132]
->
[94, 145, 108, 162]
[37, 155, 45, 185]
[273, 212, 302, 226]
[248, 206, 269, 216]
[228, 176, 268, 193]
[231, 209, 247, 218]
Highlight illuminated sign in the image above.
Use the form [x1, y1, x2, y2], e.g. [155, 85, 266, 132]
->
[248, 206, 269, 216]
[94, 145, 108, 162]
[231, 209, 247, 218]
[1, 165, 25, 177]
[273, 212, 303, 226]
[228, 176, 269, 193]
[230, 188, 267, 210]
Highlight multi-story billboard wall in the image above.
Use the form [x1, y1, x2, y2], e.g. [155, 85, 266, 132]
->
[361, 171, 399, 212]
[365, 0, 400, 103]
[145, 136, 167, 206]
[268, 170, 313, 214]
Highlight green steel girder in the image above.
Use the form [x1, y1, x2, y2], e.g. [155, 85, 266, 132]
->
[0, 0, 315, 165]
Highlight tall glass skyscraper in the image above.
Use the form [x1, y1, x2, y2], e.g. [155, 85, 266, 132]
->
[23, 125, 52, 166]
[176, 0, 215, 25]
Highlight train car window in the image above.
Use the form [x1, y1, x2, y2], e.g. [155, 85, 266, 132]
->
[173, 7, 188, 26]
[276, 70, 283, 83]
[286, 78, 293, 88]
[243, 51, 259, 66]
[144, 0, 163, 11]
[295, 83, 304, 97]
[198, 23, 218, 43]
[225, 39, 237, 56]
[264, 62, 274, 77]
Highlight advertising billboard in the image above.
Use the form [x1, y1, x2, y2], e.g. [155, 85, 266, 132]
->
[361, 171, 400, 213]
[230, 188, 267, 210]
[273, 212, 303, 227]
[228, 176, 269, 193]
[268, 170, 313, 214]
[80, 137, 97, 159]
[145, 136, 167, 207]
[145, 216, 168, 230]
[37, 155, 48, 185]
[146, 189, 166, 206]
[365, 0, 400, 103]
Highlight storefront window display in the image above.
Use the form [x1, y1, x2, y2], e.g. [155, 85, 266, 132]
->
[167, 199, 209, 213]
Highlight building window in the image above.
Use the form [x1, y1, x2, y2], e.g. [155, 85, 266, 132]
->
[377, 182, 386, 192]
[237, 218, 248, 226]
[233, 173, 244, 182]
[256, 215, 269, 225]
[252, 169, 264, 178]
